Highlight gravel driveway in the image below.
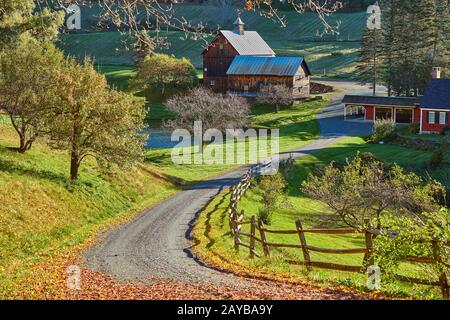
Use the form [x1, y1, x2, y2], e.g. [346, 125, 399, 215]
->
[84, 80, 384, 297]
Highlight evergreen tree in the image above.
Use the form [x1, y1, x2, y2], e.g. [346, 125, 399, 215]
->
[357, 27, 384, 96]
[379, 0, 447, 96]
[433, 0, 450, 77]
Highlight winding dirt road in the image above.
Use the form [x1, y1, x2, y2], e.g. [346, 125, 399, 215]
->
[84, 80, 386, 298]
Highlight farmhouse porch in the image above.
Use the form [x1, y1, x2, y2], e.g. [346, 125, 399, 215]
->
[342, 95, 421, 124]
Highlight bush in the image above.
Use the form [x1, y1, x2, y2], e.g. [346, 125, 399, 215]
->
[257, 209, 272, 225]
[371, 119, 396, 143]
[409, 123, 420, 134]
[257, 173, 287, 225]
[429, 149, 444, 169]
[441, 125, 450, 136]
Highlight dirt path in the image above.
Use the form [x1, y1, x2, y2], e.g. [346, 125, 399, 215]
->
[84, 81, 384, 299]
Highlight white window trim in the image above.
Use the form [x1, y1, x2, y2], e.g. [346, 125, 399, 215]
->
[429, 111, 436, 124]
[439, 112, 446, 125]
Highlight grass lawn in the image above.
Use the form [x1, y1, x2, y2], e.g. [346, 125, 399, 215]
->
[193, 136, 450, 299]
[398, 126, 450, 144]
[0, 121, 180, 298]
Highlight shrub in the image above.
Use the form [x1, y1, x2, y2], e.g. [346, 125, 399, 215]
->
[257, 173, 287, 225]
[429, 149, 444, 169]
[257, 209, 272, 225]
[441, 125, 450, 136]
[409, 123, 420, 134]
[371, 119, 396, 143]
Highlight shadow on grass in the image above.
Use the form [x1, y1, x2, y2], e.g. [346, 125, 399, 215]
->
[0, 157, 67, 185]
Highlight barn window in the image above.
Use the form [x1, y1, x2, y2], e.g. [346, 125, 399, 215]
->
[210, 80, 215, 86]
[428, 112, 436, 124]
[244, 85, 249, 93]
[219, 43, 224, 50]
[439, 112, 446, 124]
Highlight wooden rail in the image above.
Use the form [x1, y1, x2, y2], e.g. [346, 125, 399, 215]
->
[227, 164, 450, 299]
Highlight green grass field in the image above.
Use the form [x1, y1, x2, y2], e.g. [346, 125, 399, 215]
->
[58, 6, 366, 76]
[59, 32, 360, 76]
[193, 137, 450, 299]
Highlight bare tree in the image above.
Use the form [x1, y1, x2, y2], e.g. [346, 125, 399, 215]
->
[256, 84, 293, 113]
[164, 87, 250, 153]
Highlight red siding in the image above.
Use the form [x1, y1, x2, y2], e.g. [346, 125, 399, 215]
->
[421, 110, 450, 133]
[364, 106, 374, 121]
[203, 34, 239, 93]
[413, 107, 421, 123]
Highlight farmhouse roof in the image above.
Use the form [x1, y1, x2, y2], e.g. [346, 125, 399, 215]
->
[227, 56, 306, 77]
[219, 30, 275, 56]
[342, 95, 420, 107]
[421, 78, 450, 110]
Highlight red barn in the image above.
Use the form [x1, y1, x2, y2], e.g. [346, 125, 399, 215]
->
[202, 17, 310, 99]
[202, 17, 275, 93]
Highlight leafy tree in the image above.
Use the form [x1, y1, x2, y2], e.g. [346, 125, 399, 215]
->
[0, 34, 65, 153]
[256, 84, 293, 113]
[302, 154, 444, 230]
[374, 209, 450, 299]
[45, 59, 147, 180]
[356, 28, 384, 96]
[164, 87, 250, 153]
[0, 0, 63, 49]
[132, 53, 197, 99]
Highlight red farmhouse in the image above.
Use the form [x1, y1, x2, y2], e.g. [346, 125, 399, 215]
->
[343, 68, 450, 134]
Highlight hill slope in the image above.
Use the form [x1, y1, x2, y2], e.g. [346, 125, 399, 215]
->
[58, 6, 365, 75]
[0, 120, 179, 297]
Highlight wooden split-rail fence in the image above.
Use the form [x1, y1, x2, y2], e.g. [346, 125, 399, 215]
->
[227, 166, 450, 299]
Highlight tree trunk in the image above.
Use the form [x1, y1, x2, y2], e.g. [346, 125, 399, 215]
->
[18, 134, 27, 153]
[373, 54, 377, 96]
[70, 151, 80, 181]
[161, 84, 165, 100]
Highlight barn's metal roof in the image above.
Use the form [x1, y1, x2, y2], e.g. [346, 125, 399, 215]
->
[421, 78, 450, 110]
[227, 56, 305, 77]
[342, 95, 420, 107]
[220, 30, 275, 56]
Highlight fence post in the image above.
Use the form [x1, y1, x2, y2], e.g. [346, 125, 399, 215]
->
[432, 238, 449, 300]
[250, 215, 256, 258]
[228, 186, 236, 233]
[233, 216, 240, 251]
[258, 219, 270, 257]
[364, 230, 374, 270]
[296, 218, 312, 271]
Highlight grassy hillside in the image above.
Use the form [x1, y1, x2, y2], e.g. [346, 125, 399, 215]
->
[0, 120, 179, 297]
[58, 7, 365, 75]
[194, 137, 450, 299]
